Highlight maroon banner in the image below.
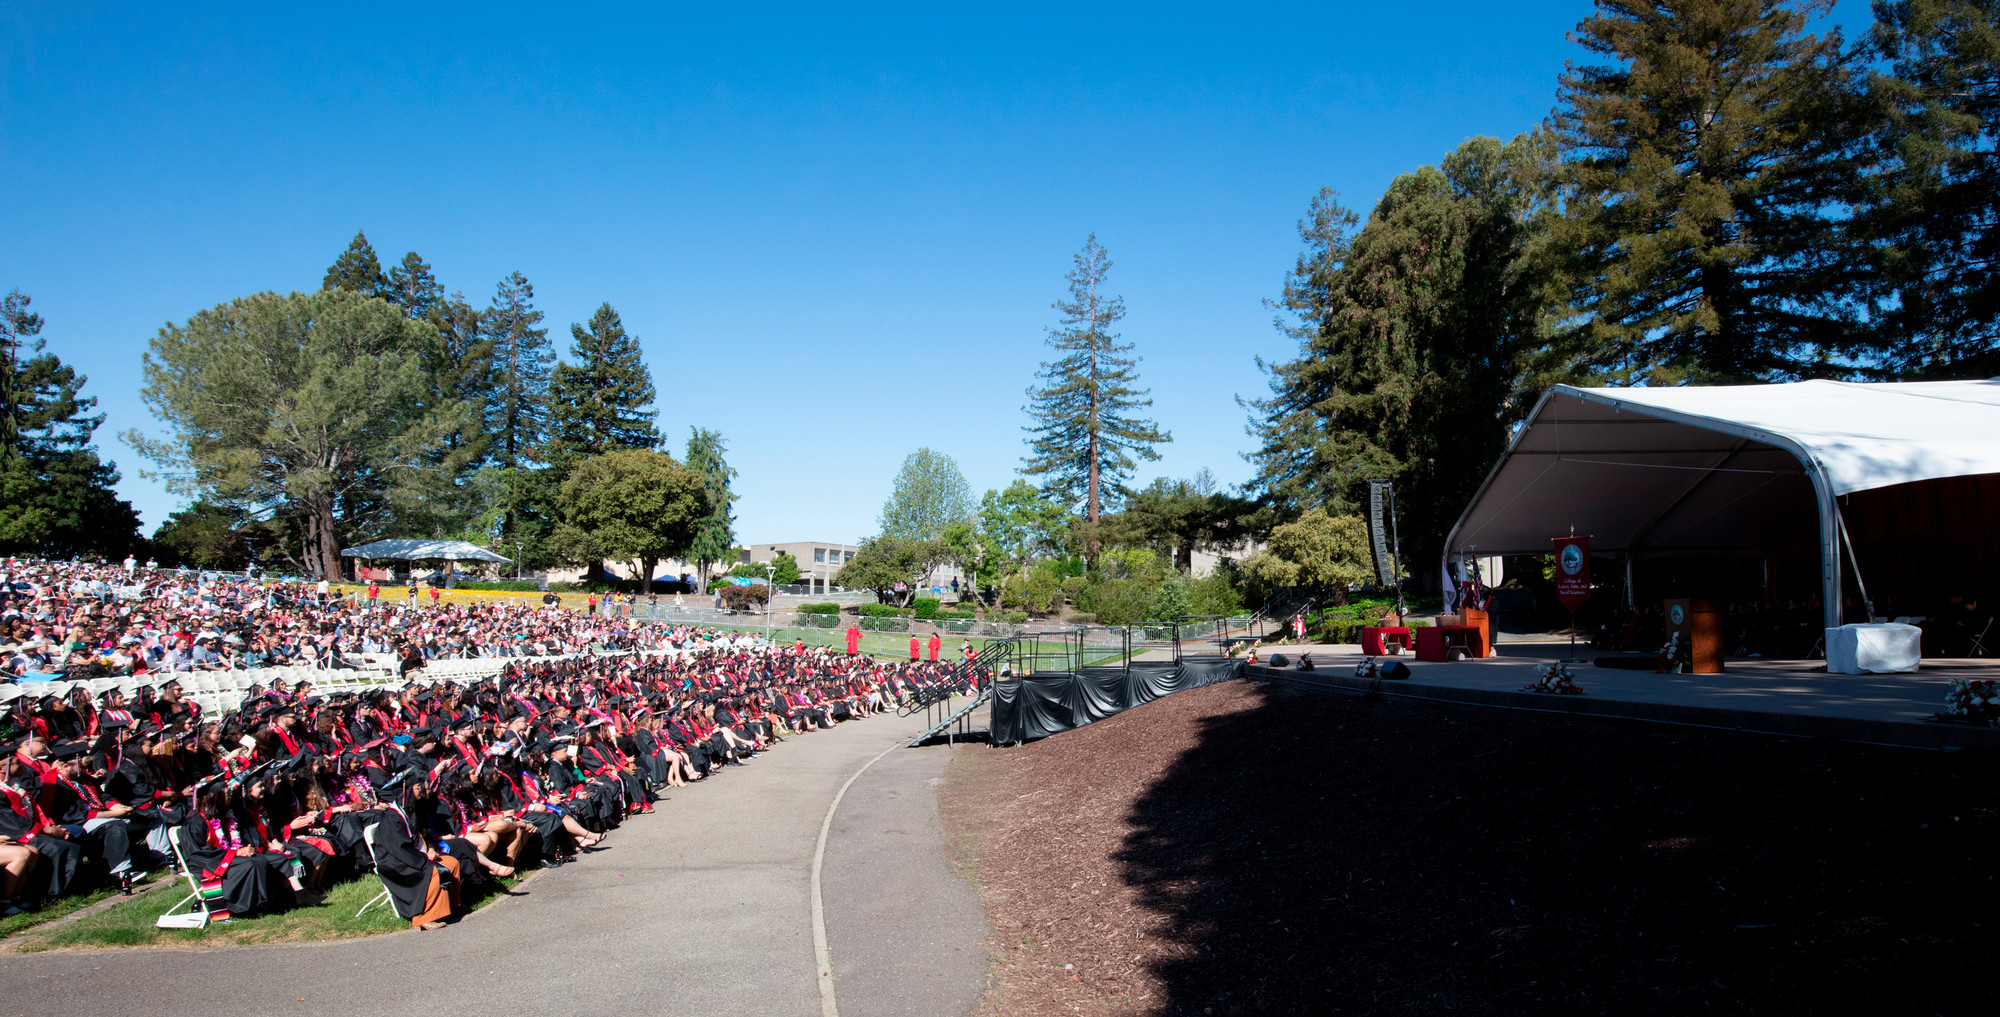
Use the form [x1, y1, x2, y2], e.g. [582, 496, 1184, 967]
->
[1553, 536, 1591, 613]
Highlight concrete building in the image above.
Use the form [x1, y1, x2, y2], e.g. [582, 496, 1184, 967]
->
[738, 541, 859, 594]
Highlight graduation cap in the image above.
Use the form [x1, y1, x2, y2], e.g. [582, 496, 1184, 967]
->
[257, 701, 295, 719]
[50, 739, 91, 760]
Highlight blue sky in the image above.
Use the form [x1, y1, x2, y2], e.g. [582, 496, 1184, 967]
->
[0, 1, 1871, 547]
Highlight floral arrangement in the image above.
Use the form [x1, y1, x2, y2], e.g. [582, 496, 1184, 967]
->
[1523, 661, 1584, 695]
[1940, 677, 2000, 727]
[1353, 656, 1379, 680]
[1655, 632, 1692, 674]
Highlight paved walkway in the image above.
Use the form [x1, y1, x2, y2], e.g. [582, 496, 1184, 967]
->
[0, 706, 988, 1017]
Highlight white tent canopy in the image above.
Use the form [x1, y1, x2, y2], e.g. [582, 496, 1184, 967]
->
[1444, 380, 2000, 630]
[340, 539, 513, 563]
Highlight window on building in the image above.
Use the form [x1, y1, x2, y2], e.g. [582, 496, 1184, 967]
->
[739, 551, 751, 563]
[844, 550, 855, 562]
[814, 549, 826, 563]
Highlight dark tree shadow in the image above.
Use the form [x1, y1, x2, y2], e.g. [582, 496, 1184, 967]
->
[1117, 681, 1998, 1015]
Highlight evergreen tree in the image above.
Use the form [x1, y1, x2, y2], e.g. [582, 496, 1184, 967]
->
[1549, 0, 1867, 383]
[1022, 234, 1171, 530]
[323, 230, 387, 297]
[385, 251, 443, 320]
[1246, 136, 1558, 563]
[1860, 0, 2000, 375]
[0, 290, 142, 556]
[481, 271, 555, 545]
[550, 302, 660, 461]
[484, 271, 552, 469]
[683, 427, 738, 593]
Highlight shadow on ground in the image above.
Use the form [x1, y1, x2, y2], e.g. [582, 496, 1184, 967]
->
[1117, 681, 1997, 1015]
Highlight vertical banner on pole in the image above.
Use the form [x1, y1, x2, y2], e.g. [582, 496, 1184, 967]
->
[1553, 536, 1591, 612]
[1367, 480, 1396, 587]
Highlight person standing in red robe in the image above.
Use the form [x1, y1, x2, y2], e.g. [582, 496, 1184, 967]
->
[845, 625, 861, 655]
[927, 633, 941, 662]
[908, 635, 919, 662]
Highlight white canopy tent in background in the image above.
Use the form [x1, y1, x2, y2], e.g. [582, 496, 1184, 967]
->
[340, 539, 513, 564]
[1444, 379, 2000, 631]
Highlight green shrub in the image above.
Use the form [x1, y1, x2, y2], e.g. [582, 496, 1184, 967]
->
[858, 616, 910, 632]
[1069, 613, 1096, 625]
[799, 602, 841, 615]
[794, 614, 839, 628]
[911, 597, 941, 621]
[944, 618, 977, 634]
[1002, 611, 1029, 625]
[451, 580, 542, 592]
[856, 603, 906, 618]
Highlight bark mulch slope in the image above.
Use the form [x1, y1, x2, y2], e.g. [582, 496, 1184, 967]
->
[938, 678, 1998, 1016]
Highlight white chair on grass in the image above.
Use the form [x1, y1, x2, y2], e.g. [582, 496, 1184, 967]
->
[356, 823, 395, 918]
[155, 824, 226, 930]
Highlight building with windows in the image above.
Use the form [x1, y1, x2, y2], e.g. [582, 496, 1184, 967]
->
[739, 541, 861, 594]
[739, 540, 969, 596]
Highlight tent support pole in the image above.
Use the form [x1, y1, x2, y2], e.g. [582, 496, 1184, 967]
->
[1834, 504, 1876, 622]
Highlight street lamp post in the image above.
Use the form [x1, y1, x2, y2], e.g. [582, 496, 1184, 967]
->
[516, 542, 523, 581]
[764, 561, 776, 646]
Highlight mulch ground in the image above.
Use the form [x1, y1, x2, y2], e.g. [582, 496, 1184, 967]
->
[938, 678, 1999, 1016]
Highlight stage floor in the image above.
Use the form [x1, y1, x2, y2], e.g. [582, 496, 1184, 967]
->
[1158, 640, 2000, 746]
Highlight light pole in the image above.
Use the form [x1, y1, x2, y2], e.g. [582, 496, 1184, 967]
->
[515, 542, 523, 581]
[764, 561, 776, 646]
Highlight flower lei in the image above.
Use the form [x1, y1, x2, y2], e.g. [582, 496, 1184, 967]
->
[1523, 661, 1584, 695]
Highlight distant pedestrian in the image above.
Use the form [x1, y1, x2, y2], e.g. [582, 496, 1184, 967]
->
[909, 634, 920, 662]
[846, 624, 862, 655]
[367, 580, 380, 606]
[927, 632, 941, 662]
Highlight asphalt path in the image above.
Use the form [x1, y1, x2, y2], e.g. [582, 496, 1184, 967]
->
[0, 706, 988, 1017]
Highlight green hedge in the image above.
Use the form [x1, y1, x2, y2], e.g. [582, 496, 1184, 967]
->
[944, 618, 978, 634]
[858, 616, 910, 632]
[856, 603, 906, 618]
[799, 602, 841, 615]
[451, 580, 542, 592]
[1002, 611, 1029, 625]
[911, 597, 941, 621]
[794, 614, 840, 628]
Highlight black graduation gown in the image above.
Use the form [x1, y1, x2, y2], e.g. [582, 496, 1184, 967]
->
[1, 782, 81, 900]
[176, 815, 292, 916]
[368, 808, 441, 920]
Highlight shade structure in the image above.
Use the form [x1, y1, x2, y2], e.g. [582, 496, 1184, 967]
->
[1444, 379, 2000, 630]
[339, 539, 513, 564]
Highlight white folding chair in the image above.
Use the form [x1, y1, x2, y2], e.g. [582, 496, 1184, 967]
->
[1971, 617, 1992, 658]
[155, 825, 226, 929]
[355, 822, 394, 918]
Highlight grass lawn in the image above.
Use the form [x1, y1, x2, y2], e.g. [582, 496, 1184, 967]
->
[0, 883, 124, 939]
[7, 868, 525, 952]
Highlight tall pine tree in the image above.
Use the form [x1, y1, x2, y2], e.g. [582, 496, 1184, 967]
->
[1021, 234, 1171, 529]
[1549, 0, 1867, 383]
[385, 251, 443, 320]
[550, 302, 660, 462]
[0, 290, 141, 555]
[1247, 136, 1559, 562]
[483, 271, 554, 542]
[1860, 0, 2000, 376]
[323, 230, 387, 297]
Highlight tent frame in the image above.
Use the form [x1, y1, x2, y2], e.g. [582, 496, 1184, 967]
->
[1442, 385, 1846, 631]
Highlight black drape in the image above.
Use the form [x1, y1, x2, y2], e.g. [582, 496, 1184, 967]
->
[991, 658, 1243, 743]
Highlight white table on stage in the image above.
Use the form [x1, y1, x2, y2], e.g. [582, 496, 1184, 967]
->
[1825, 622, 1923, 674]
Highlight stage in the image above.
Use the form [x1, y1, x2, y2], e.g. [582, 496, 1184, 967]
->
[1200, 639, 2000, 750]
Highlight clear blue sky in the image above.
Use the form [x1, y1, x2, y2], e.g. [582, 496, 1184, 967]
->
[0, 1, 1870, 548]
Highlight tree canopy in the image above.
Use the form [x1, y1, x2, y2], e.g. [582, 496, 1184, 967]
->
[878, 447, 973, 541]
[552, 448, 710, 587]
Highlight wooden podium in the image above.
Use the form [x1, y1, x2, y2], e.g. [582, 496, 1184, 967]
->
[1664, 598, 1725, 674]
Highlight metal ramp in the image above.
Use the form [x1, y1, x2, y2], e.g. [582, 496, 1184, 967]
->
[903, 638, 1010, 746]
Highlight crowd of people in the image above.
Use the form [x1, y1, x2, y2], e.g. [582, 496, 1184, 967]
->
[0, 558, 981, 929]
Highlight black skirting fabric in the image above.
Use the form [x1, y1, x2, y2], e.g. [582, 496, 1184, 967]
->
[990, 658, 1243, 743]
